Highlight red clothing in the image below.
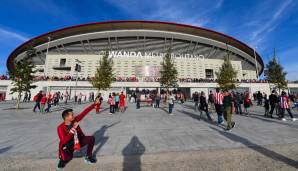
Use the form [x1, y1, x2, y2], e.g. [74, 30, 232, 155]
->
[57, 103, 95, 161]
[40, 96, 47, 104]
[280, 96, 289, 109]
[214, 92, 223, 105]
[119, 94, 126, 107]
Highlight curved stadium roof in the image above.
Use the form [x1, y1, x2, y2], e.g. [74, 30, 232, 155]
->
[6, 20, 264, 75]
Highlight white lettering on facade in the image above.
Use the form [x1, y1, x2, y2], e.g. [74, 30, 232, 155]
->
[101, 51, 205, 60]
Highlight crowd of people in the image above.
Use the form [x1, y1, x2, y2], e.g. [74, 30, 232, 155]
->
[190, 89, 298, 131]
[2, 73, 290, 84]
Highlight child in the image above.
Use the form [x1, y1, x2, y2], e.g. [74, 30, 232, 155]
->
[264, 98, 270, 117]
[57, 103, 96, 170]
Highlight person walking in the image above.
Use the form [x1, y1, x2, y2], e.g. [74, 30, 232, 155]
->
[243, 92, 252, 115]
[208, 90, 215, 112]
[45, 92, 53, 113]
[199, 91, 212, 121]
[279, 91, 297, 121]
[155, 93, 161, 108]
[23, 92, 28, 102]
[64, 91, 69, 104]
[193, 92, 200, 111]
[234, 92, 243, 115]
[264, 97, 270, 117]
[223, 90, 236, 131]
[33, 91, 43, 112]
[257, 91, 263, 106]
[214, 88, 224, 124]
[115, 93, 120, 112]
[269, 90, 278, 118]
[78, 92, 83, 105]
[28, 92, 31, 102]
[136, 90, 141, 109]
[119, 92, 126, 112]
[40, 93, 47, 113]
[95, 94, 103, 114]
[168, 92, 175, 115]
[108, 93, 115, 114]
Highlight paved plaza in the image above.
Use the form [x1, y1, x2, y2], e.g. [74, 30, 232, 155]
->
[0, 101, 298, 170]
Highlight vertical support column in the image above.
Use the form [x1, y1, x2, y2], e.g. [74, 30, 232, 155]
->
[45, 37, 51, 93]
[254, 48, 259, 79]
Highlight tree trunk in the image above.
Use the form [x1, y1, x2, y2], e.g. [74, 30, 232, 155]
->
[16, 91, 21, 109]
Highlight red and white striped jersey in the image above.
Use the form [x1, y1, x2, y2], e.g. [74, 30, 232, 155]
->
[214, 92, 223, 105]
[279, 96, 289, 109]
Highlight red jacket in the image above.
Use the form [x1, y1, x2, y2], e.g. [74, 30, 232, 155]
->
[40, 96, 47, 104]
[57, 104, 95, 159]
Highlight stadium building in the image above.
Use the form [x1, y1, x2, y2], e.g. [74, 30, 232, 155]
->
[2, 20, 297, 100]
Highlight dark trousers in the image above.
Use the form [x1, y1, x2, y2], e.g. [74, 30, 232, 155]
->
[45, 102, 51, 112]
[257, 99, 262, 105]
[59, 136, 95, 161]
[269, 103, 276, 115]
[136, 100, 140, 109]
[33, 102, 40, 112]
[280, 108, 293, 118]
[110, 105, 115, 113]
[115, 102, 119, 111]
[155, 100, 160, 108]
[235, 102, 242, 114]
[169, 103, 174, 113]
[215, 104, 223, 123]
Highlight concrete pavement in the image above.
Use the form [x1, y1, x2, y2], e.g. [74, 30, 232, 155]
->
[0, 101, 298, 170]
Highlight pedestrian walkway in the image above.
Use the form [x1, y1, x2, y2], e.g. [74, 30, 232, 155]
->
[0, 101, 297, 170]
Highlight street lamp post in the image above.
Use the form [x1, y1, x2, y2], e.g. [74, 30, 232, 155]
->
[74, 59, 82, 103]
[45, 37, 51, 93]
[253, 47, 259, 79]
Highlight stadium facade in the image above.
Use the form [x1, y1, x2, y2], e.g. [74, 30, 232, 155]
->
[1, 21, 298, 100]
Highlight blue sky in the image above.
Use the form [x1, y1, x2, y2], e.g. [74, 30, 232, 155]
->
[0, 0, 298, 80]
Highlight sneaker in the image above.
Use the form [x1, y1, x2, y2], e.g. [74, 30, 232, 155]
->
[225, 128, 231, 132]
[57, 159, 65, 170]
[169, 113, 174, 115]
[292, 118, 297, 121]
[84, 156, 97, 164]
[218, 121, 224, 125]
[281, 118, 287, 121]
[232, 122, 236, 129]
[109, 113, 113, 115]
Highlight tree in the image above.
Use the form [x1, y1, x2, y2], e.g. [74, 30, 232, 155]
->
[9, 46, 37, 109]
[91, 50, 114, 91]
[265, 49, 287, 92]
[159, 48, 178, 92]
[216, 56, 238, 91]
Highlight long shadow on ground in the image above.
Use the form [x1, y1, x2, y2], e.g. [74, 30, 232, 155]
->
[122, 136, 145, 171]
[0, 146, 13, 154]
[209, 126, 298, 169]
[242, 112, 298, 130]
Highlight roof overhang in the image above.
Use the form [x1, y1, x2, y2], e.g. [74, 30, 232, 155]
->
[6, 20, 264, 75]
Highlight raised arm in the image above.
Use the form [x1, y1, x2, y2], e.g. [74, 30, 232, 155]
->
[75, 103, 95, 122]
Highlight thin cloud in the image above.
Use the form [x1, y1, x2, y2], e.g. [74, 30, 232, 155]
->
[251, 0, 293, 43]
[105, 0, 221, 27]
[0, 27, 29, 42]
